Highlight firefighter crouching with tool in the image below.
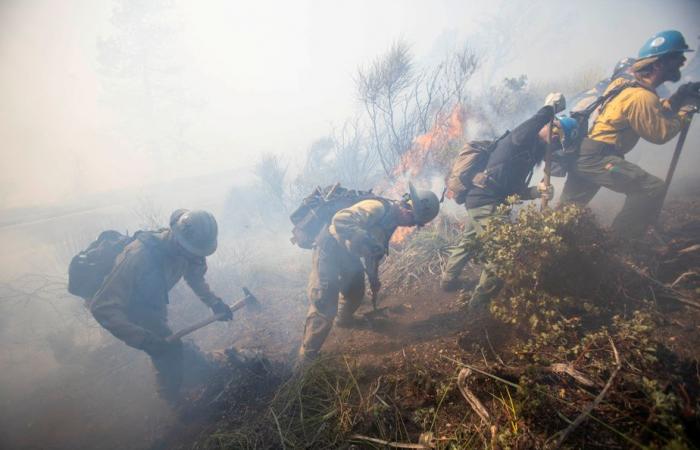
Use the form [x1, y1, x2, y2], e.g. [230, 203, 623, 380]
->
[89, 209, 232, 404]
[560, 30, 700, 238]
[297, 183, 440, 367]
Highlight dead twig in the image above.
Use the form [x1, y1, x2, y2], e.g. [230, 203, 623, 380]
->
[549, 363, 596, 387]
[552, 337, 622, 449]
[678, 244, 700, 255]
[619, 257, 700, 309]
[457, 368, 492, 424]
[670, 271, 698, 289]
[484, 327, 507, 367]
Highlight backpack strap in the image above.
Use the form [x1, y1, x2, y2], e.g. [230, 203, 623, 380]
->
[583, 80, 650, 119]
[134, 229, 169, 263]
[373, 197, 399, 255]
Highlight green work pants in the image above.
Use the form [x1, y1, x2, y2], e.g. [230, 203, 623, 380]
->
[298, 228, 365, 363]
[560, 139, 665, 238]
[442, 204, 505, 306]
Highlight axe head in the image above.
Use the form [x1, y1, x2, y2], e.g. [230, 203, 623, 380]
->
[241, 287, 262, 312]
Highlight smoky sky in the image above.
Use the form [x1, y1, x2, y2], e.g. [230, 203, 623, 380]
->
[1, 0, 699, 208]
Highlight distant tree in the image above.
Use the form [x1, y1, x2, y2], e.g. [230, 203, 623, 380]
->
[255, 153, 288, 212]
[357, 41, 480, 177]
[331, 117, 379, 188]
[289, 116, 382, 203]
[97, 0, 200, 173]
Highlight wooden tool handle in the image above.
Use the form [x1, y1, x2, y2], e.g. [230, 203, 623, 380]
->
[166, 296, 249, 342]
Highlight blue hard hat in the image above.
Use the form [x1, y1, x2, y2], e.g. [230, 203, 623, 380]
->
[555, 115, 579, 146]
[638, 30, 694, 59]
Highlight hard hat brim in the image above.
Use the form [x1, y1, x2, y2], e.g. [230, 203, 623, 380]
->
[173, 228, 218, 257]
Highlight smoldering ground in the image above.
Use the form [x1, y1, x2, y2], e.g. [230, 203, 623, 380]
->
[1, 0, 700, 449]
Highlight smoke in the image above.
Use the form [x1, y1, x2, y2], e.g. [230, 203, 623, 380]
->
[1, 0, 700, 448]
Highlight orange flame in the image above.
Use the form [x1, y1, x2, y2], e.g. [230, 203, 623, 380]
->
[395, 105, 466, 179]
[385, 105, 467, 244]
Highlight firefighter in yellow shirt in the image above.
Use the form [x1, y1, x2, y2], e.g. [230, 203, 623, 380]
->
[297, 183, 439, 366]
[560, 30, 699, 237]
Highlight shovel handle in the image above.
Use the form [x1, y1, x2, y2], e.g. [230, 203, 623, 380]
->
[655, 111, 696, 225]
[541, 117, 554, 210]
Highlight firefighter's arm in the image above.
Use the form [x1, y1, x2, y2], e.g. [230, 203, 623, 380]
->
[510, 106, 555, 146]
[364, 254, 382, 293]
[184, 258, 232, 320]
[626, 90, 687, 145]
[184, 258, 219, 307]
[331, 200, 387, 255]
[89, 258, 161, 351]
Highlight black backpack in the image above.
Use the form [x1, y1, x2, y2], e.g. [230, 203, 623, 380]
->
[550, 81, 640, 176]
[290, 183, 380, 249]
[68, 229, 164, 300]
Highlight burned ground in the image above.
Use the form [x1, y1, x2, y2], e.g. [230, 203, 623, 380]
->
[148, 192, 700, 450]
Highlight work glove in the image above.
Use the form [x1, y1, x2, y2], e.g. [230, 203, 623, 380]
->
[141, 333, 178, 358]
[668, 81, 700, 112]
[537, 180, 555, 201]
[211, 299, 233, 321]
[544, 92, 566, 114]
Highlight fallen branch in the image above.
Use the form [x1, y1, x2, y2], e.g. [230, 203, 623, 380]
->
[549, 363, 596, 387]
[670, 271, 699, 289]
[461, 361, 595, 388]
[678, 244, 700, 255]
[457, 368, 492, 424]
[552, 337, 622, 449]
[348, 433, 433, 449]
[619, 258, 700, 309]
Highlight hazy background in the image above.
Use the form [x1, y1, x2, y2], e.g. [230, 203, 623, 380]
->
[1, 0, 698, 208]
[1, 1, 699, 448]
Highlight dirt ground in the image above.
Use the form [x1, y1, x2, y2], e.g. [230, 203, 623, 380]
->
[157, 191, 700, 449]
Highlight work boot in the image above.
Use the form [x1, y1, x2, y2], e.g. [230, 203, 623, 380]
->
[440, 277, 462, 292]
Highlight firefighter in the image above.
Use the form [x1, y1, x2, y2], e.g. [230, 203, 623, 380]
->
[297, 183, 439, 366]
[89, 209, 233, 404]
[570, 57, 636, 113]
[560, 30, 699, 238]
[441, 93, 572, 309]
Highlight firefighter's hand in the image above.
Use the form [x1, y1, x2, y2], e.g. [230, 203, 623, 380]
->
[211, 299, 233, 321]
[676, 81, 700, 99]
[669, 82, 700, 112]
[544, 92, 566, 114]
[537, 181, 555, 201]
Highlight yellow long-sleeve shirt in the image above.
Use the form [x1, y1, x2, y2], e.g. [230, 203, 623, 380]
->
[328, 199, 397, 256]
[588, 77, 689, 155]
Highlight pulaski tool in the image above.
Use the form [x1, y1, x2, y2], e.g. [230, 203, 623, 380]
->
[167, 287, 260, 342]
